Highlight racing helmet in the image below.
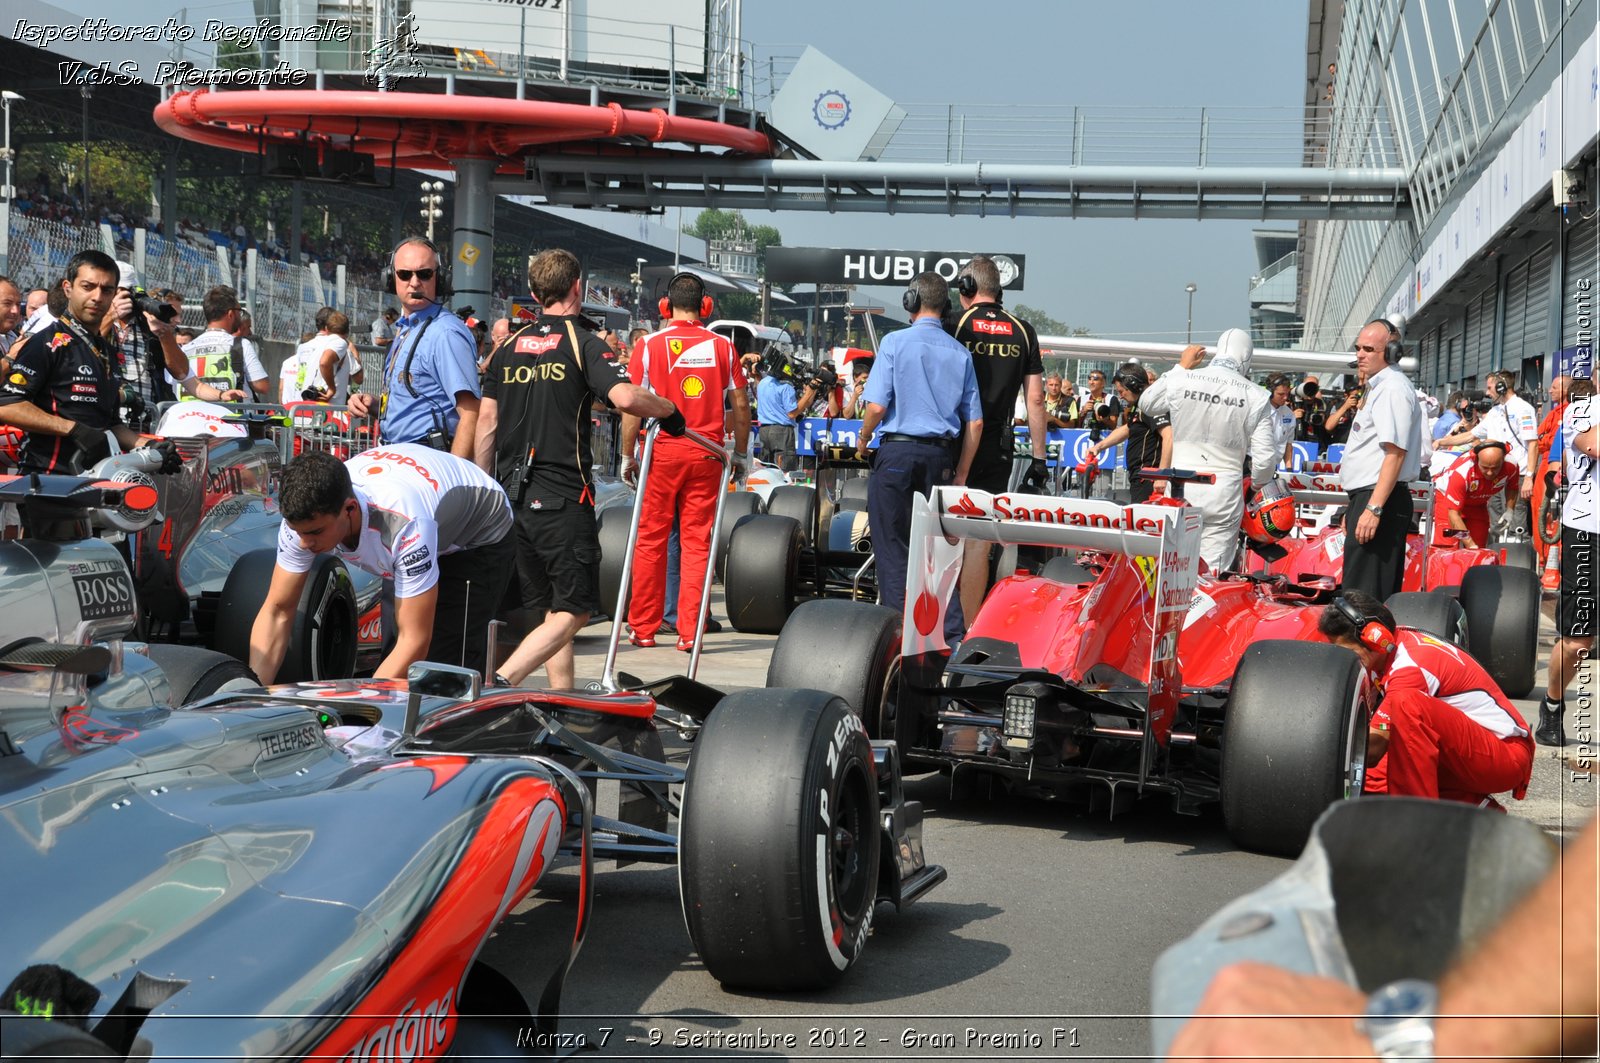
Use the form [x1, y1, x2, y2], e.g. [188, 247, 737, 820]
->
[1242, 478, 1296, 543]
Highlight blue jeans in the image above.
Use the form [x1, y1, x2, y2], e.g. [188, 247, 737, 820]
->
[663, 521, 681, 623]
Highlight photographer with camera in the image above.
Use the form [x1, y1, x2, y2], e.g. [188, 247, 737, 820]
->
[857, 272, 982, 643]
[475, 248, 678, 690]
[1431, 390, 1469, 440]
[0, 251, 182, 476]
[104, 261, 188, 421]
[1292, 375, 1329, 444]
[754, 348, 832, 471]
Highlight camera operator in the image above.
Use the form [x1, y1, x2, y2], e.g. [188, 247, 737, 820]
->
[1322, 369, 1368, 446]
[1292, 375, 1328, 444]
[105, 260, 188, 421]
[754, 349, 832, 471]
[1431, 390, 1469, 441]
[0, 251, 181, 475]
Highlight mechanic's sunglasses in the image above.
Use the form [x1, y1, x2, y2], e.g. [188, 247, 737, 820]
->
[395, 268, 436, 282]
[1354, 343, 1383, 353]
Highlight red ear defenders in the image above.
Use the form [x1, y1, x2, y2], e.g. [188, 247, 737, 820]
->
[383, 236, 451, 298]
[659, 272, 714, 320]
[1332, 595, 1396, 654]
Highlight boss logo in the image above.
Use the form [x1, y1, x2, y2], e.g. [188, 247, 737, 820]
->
[72, 572, 134, 620]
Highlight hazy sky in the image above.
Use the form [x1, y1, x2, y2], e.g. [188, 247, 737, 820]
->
[38, 0, 1309, 342]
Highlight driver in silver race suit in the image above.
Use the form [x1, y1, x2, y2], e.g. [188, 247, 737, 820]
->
[1140, 327, 1281, 572]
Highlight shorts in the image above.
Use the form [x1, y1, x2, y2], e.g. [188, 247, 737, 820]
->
[1558, 523, 1596, 639]
[514, 500, 601, 617]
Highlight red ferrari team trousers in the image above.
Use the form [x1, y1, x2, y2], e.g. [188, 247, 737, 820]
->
[1363, 687, 1533, 803]
[629, 449, 723, 640]
[1429, 503, 1490, 548]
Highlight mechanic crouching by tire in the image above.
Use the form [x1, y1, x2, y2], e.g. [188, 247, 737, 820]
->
[1138, 328, 1280, 573]
[0, 250, 182, 475]
[1319, 591, 1533, 807]
[855, 272, 982, 644]
[475, 248, 680, 689]
[1429, 440, 1519, 550]
[250, 447, 515, 682]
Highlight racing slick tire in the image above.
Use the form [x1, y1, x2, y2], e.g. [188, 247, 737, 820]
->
[714, 490, 765, 582]
[1221, 640, 1367, 858]
[145, 643, 260, 705]
[724, 515, 802, 634]
[1040, 555, 1096, 586]
[767, 599, 901, 739]
[766, 484, 819, 546]
[597, 505, 632, 620]
[212, 549, 357, 683]
[1384, 591, 1467, 646]
[680, 688, 881, 989]
[1459, 565, 1540, 698]
[1501, 542, 1536, 571]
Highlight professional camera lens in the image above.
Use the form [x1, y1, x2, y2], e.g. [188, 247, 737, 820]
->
[1472, 396, 1495, 413]
[131, 288, 177, 323]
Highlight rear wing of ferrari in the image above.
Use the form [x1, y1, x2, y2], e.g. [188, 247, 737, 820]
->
[1281, 460, 1433, 514]
[905, 486, 1204, 755]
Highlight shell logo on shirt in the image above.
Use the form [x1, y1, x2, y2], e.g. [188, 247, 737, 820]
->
[681, 374, 706, 398]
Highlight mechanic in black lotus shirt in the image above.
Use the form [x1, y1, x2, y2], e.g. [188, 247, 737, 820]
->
[0, 250, 179, 474]
[474, 248, 679, 690]
[951, 255, 1048, 627]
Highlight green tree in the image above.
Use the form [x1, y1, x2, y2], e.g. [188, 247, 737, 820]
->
[1012, 303, 1090, 339]
[217, 39, 264, 69]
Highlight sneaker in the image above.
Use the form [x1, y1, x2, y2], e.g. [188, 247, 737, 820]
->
[1535, 701, 1567, 747]
[676, 635, 696, 653]
[629, 633, 658, 648]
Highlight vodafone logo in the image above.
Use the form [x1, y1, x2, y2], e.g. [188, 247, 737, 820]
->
[972, 319, 1014, 336]
[363, 450, 441, 490]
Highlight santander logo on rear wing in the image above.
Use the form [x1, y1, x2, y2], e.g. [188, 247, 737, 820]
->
[1281, 460, 1433, 513]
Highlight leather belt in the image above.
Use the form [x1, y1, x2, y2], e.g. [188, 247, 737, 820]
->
[882, 432, 955, 446]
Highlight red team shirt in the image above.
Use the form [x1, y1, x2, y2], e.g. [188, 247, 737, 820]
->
[629, 321, 746, 451]
[1431, 451, 1518, 544]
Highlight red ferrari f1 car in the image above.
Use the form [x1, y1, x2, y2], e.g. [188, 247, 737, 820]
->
[768, 477, 1382, 858]
[1258, 460, 1541, 697]
[0, 453, 943, 1059]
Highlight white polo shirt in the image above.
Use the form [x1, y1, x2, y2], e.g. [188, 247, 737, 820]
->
[276, 443, 511, 599]
[1473, 394, 1538, 469]
[1339, 365, 1422, 492]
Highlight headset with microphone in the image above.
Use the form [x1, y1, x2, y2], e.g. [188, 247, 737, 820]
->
[1361, 318, 1405, 365]
[383, 236, 452, 301]
[1331, 595, 1397, 655]
[659, 272, 714, 320]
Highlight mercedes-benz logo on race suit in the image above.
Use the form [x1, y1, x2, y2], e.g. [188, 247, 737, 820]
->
[990, 255, 1021, 287]
[813, 90, 852, 130]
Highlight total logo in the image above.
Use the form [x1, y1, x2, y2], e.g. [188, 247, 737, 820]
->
[971, 319, 1014, 336]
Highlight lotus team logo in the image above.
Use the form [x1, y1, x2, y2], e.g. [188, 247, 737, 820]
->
[813, 90, 851, 130]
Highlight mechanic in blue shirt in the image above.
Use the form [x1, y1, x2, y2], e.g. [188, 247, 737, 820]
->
[855, 272, 983, 642]
[1432, 390, 1467, 440]
[348, 237, 481, 459]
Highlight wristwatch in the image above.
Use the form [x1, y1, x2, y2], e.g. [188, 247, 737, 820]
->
[1359, 979, 1438, 1060]
[1365, 502, 1383, 515]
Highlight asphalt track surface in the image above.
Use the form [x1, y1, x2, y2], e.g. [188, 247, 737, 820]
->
[481, 589, 1596, 1060]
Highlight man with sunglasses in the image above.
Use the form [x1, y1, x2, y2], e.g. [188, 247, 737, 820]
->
[1337, 319, 1422, 600]
[349, 238, 480, 459]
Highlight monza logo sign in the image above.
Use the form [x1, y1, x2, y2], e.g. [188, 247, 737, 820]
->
[812, 89, 851, 130]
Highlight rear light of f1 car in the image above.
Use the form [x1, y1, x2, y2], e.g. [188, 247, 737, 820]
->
[1003, 681, 1053, 743]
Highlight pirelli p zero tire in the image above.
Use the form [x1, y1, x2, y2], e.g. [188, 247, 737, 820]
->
[1501, 542, 1537, 571]
[597, 505, 632, 620]
[724, 515, 802, 634]
[1384, 591, 1467, 646]
[212, 549, 357, 683]
[1221, 640, 1367, 858]
[768, 599, 901, 740]
[145, 643, 260, 705]
[766, 484, 819, 546]
[714, 491, 765, 582]
[680, 688, 881, 989]
[1460, 565, 1540, 698]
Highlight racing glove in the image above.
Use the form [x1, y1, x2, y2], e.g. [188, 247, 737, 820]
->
[732, 452, 749, 485]
[68, 422, 112, 469]
[621, 455, 639, 487]
[151, 439, 183, 475]
[1019, 457, 1049, 492]
[658, 409, 687, 437]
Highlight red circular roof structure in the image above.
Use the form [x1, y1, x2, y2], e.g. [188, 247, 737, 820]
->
[154, 89, 773, 172]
